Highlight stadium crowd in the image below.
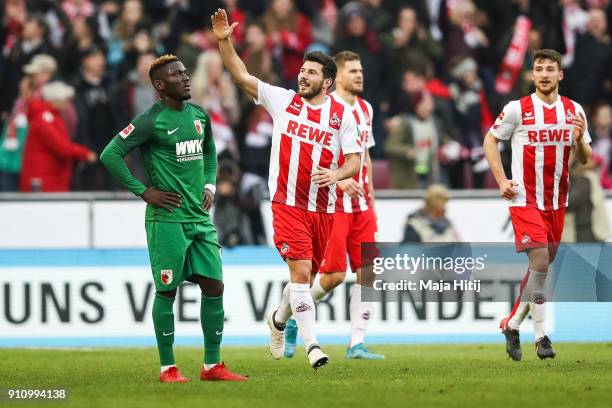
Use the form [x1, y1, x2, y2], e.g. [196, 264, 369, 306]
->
[0, 1, 611, 205]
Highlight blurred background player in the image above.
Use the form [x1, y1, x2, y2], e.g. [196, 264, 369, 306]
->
[100, 54, 247, 383]
[211, 8, 361, 369]
[283, 50, 383, 360]
[483, 49, 592, 361]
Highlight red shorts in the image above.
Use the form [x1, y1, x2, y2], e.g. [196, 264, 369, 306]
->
[509, 206, 566, 262]
[320, 208, 378, 273]
[271, 202, 334, 274]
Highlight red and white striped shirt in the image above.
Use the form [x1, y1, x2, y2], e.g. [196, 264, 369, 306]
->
[331, 92, 375, 213]
[255, 81, 361, 213]
[489, 93, 591, 210]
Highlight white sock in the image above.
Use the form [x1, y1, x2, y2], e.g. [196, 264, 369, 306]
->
[507, 302, 529, 330]
[203, 363, 218, 371]
[310, 274, 329, 303]
[349, 284, 372, 348]
[526, 269, 548, 339]
[290, 282, 318, 352]
[160, 364, 175, 373]
[275, 282, 292, 324]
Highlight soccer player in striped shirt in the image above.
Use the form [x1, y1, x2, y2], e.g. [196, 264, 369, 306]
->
[283, 51, 384, 360]
[212, 9, 361, 368]
[483, 49, 592, 361]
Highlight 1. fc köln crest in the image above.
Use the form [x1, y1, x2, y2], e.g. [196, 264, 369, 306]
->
[194, 119, 203, 135]
[161, 269, 173, 285]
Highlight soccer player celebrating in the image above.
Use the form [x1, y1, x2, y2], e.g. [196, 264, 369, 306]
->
[283, 51, 384, 360]
[211, 9, 361, 369]
[100, 55, 247, 383]
[483, 49, 591, 360]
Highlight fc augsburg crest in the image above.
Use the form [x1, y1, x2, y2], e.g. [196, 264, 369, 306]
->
[194, 119, 203, 135]
[161, 269, 173, 285]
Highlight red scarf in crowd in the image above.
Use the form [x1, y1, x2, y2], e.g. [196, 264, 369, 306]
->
[495, 16, 532, 94]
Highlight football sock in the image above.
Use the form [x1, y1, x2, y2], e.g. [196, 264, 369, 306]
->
[507, 302, 529, 330]
[274, 282, 292, 326]
[526, 269, 548, 339]
[201, 294, 223, 365]
[349, 284, 372, 348]
[290, 283, 319, 352]
[152, 293, 176, 366]
[507, 269, 531, 330]
[160, 364, 175, 374]
[310, 274, 329, 303]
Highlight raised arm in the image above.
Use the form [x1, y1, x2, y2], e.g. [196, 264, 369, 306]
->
[211, 9, 258, 99]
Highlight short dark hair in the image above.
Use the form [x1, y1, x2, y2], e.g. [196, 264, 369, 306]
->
[303, 51, 337, 81]
[533, 49, 562, 70]
[334, 50, 360, 69]
[149, 54, 179, 81]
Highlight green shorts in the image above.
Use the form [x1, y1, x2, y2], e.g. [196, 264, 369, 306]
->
[145, 219, 222, 292]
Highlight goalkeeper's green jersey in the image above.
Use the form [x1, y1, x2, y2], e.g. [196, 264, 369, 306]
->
[100, 101, 217, 223]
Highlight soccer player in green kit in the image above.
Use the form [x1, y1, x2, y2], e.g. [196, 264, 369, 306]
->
[100, 54, 247, 383]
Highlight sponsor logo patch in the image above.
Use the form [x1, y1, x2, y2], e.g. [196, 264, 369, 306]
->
[175, 139, 203, 162]
[521, 234, 531, 244]
[120, 124, 135, 138]
[534, 294, 546, 304]
[295, 302, 311, 313]
[361, 311, 370, 320]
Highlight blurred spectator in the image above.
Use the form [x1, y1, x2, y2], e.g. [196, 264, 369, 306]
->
[241, 22, 276, 86]
[333, 2, 389, 152]
[306, 0, 337, 47]
[448, 56, 491, 188]
[402, 184, 460, 242]
[560, 0, 589, 68]
[61, 16, 104, 81]
[0, 14, 54, 119]
[19, 81, 96, 192]
[564, 158, 610, 242]
[262, 0, 313, 88]
[213, 160, 260, 247]
[240, 106, 274, 179]
[384, 92, 440, 189]
[24, 54, 78, 138]
[360, 0, 393, 33]
[566, 8, 612, 106]
[125, 51, 157, 117]
[72, 46, 125, 190]
[191, 50, 240, 160]
[440, 0, 488, 67]
[0, 76, 34, 191]
[381, 7, 442, 86]
[107, 0, 151, 75]
[61, 0, 96, 22]
[591, 103, 612, 188]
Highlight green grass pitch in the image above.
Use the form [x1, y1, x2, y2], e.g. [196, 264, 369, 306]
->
[1, 343, 611, 408]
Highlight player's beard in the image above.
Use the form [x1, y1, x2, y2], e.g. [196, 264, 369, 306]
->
[535, 80, 558, 96]
[348, 81, 363, 95]
[298, 79, 323, 99]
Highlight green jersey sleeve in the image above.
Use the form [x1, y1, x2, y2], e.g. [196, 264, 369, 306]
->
[100, 113, 154, 196]
[202, 114, 217, 187]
